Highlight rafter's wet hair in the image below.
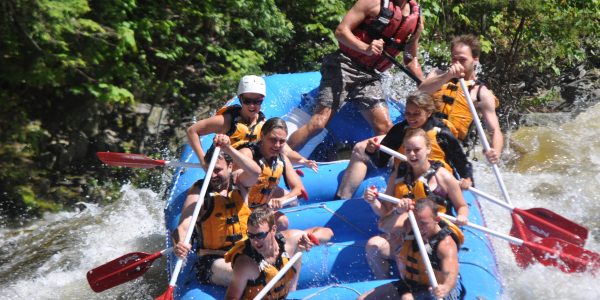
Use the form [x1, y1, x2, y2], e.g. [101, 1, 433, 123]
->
[248, 205, 275, 228]
[406, 90, 435, 115]
[451, 34, 481, 58]
[415, 196, 440, 215]
[403, 127, 431, 149]
[261, 117, 288, 136]
[205, 146, 233, 164]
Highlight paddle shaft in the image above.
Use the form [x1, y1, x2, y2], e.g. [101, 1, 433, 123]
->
[382, 51, 422, 85]
[279, 196, 298, 209]
[407, 210, 442, 299]
[459, 78, 513, 206]
[439, 213, 523, 245]
[164, 161, 203, 168]
[252, 252, 303, 300]
[376, 192, 441, 299]
[166, 147, 221, 288]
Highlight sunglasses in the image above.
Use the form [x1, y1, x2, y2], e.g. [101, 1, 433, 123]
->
[240, 96, 264, 106]
[247, 230, 269, 240]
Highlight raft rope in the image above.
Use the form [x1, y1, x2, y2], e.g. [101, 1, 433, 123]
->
[299, 284, 362, 299]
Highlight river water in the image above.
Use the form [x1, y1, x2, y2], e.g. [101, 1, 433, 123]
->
[1, 102, 599, 299]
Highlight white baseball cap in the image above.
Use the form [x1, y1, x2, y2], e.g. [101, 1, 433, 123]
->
[237, 75, 266, 97]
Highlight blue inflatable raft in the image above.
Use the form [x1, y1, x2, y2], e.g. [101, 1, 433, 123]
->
[162, 72, 503, 299]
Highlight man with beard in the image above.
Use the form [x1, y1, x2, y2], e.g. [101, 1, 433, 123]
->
[172, 133, 261, 287]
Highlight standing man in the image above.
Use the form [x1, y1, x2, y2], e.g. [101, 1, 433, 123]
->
[287, 0, 424, 150]
[359, 197, 464, 300]
[172, 134, 261, 287]
[419, 34, 504, 164]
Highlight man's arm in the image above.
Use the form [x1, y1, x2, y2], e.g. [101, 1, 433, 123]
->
[224, 255, 257, 300]
[221, 141, 261, 188]
[335, 0, 382, 55]
[172, 184, 206, 258]
[433, 237, 459, 299]
[476, 86, 504, 164]
[186, 114, 229, 167]
[419, 64, 464, 94]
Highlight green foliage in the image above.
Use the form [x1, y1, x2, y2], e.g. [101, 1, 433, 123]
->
[420, 0, 599, 76]
[1, 0, 598, 218]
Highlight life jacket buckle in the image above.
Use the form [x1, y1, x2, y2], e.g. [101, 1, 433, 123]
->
[442, 95, 455, 104]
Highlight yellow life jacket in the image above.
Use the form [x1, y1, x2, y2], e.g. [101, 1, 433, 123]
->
[396, 122, 454, 173]
[398, 220, 462, 287]
[432, 80, 499, 141]
[216, 105, 265, 149]
[247, 146, 286, 208]
[225, 233, 296, 300]
[393, 161, 465, 244]
[197, 188, 250, 250]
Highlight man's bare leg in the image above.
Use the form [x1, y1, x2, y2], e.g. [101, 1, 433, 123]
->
[336, 135, 385, 199]
[365, 235, 393, 279]
[287, 105, 333, 150]
[360, 105, 392, 135]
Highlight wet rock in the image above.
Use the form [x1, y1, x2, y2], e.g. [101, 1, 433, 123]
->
[67, 131, 89, 161]
[135, 103, 153, 114]
[519, 112, 572, 127]
[557, 68, 600, 111]
[92, 129, 121, 153]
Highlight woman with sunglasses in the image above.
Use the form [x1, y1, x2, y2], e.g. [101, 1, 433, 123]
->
[187, 75, 317, 171]
[335, 90, 473, 200]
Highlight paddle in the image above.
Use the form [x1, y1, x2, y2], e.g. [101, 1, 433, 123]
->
[87, 248, 172, 292]
[252, 234, 320, 300]
[459, 78, 512, 203]
[468, 187, 587, 246]
[156, 147, 221, 300]
[374, 191, 441, 300]
[440, 213, 600, 274]
[459, 78, 588, 245]
[97, 152, 203, 169]
[275, 189, 309, 210]
[375, 142, 588, 246]
[382, 51, 423, 85]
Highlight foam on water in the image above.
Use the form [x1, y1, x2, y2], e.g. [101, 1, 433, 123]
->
[473, 103, 600, 299]
[0, 184, 166, 299]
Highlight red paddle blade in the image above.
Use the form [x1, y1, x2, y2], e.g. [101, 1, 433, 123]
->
[87, 251, 163, 292]
[97, 152, 166, 168]
[526, 237, 600, 274]
[521, 207, 588, 243]
[509, 215, 536, 268]
[156, 285, 175, 300]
